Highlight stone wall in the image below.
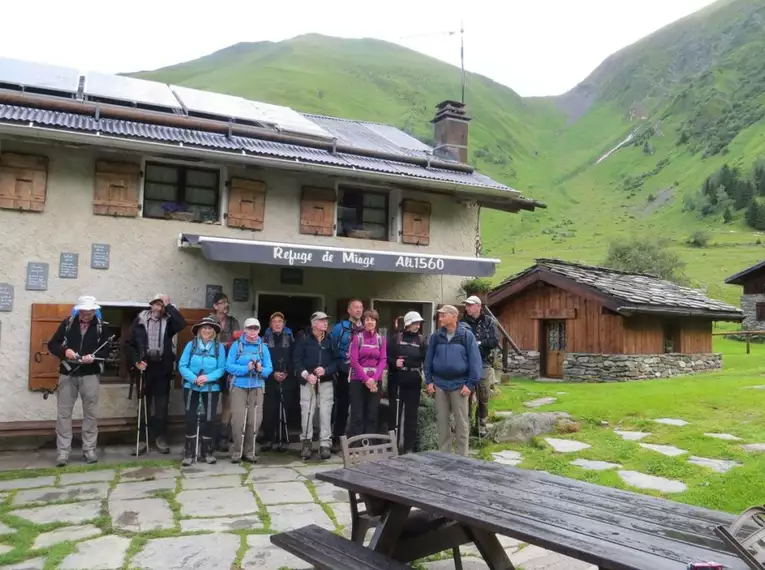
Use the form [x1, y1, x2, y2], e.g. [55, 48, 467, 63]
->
[740, 294, 765, 330]
[504, 350, 541, 379]
[564, 353, 722, 382]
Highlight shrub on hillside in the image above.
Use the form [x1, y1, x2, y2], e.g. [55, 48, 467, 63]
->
[603, 237, 688, 284]
[687, 230, 711, 247]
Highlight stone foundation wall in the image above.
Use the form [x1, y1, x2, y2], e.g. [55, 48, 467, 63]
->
[505, 350, 541, 379]
[740, 294, 765, 330]
[564, 353, 722, 382]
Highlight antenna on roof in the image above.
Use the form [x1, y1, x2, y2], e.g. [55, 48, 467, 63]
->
[460, 21, 465, 104]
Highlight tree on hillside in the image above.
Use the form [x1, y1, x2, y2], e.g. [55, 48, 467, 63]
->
[723, 206, 733, 224]
[755, 161, 765, 196]
[745, 200, 765, 231]
[603, 237, 688, 284]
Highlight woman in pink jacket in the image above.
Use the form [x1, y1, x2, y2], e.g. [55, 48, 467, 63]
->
[348, 309, 387, 438]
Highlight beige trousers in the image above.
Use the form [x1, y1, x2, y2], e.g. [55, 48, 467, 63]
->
[56, 374, 100, 455]
[435, 386, 470, 457]
[230, 386, 264, 460]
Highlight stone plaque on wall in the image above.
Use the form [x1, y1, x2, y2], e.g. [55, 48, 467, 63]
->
[91, 243, 110, 270]
[205, 284, 223, 308]
[0, 284, 13, 311]
[59, 253, 79, 279]
[26, 263, 49, 291]
[233, 278, 250, 302]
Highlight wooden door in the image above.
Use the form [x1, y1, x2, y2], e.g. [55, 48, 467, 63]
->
[543, 320, 566, 378]
[173, 308, 213, 388]
[29, 304, 74, 391]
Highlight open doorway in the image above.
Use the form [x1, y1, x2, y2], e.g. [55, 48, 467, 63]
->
[256, 293, 324, 339]
[372, 300, 434, 338]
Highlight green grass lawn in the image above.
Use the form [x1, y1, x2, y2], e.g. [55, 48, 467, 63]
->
[483, 337, 765, 514]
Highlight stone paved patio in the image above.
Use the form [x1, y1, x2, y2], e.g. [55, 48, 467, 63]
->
[0, 446, 595, 569]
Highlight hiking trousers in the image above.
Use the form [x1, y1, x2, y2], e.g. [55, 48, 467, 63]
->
[435, 385, 470, 457]
[301, 381, 333, 448]
[348, 380, 381, 438]
[56, 374, 99, 454]
[230, 386, 264, 460]
[476, 365, 495, 423]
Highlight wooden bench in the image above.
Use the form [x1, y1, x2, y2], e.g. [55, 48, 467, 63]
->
[270, 524, 412, 570]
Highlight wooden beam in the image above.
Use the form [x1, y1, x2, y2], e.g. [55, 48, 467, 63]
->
[530, 308, 577, 320]
[0, 415, 185, 438]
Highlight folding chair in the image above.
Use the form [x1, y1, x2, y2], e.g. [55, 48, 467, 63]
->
[715, 505, 765, 570]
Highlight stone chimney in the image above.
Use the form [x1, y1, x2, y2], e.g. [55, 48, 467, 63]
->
[431, 100, 471, 163]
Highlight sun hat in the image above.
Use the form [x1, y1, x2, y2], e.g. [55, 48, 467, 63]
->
[244, 317, 261, 329]
[464, 296, 482, 305]
[403, 311, 425, 326]
[74, 295, 101, 312]
[149, 293, 166, 305]
[191, 316, 222, 336]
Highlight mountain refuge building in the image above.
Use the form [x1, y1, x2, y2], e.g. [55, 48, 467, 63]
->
[488, 259, 742, 382]
[724, 261, 765, 330]
[0, 57, 542, 435]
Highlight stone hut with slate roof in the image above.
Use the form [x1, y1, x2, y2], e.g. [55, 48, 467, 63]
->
[487, 259, 743, 382]
[724, 261, 765, 330]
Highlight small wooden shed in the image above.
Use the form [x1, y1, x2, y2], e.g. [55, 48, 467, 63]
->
[488, 259, 742, 382]
[724, 261, 765, 330]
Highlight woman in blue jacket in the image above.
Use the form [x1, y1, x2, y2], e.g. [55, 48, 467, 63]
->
[178, 317, 227, 466]
[226, 317, 273, 463]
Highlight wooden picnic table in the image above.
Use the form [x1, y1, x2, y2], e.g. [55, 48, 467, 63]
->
[315, 451, 748, 570]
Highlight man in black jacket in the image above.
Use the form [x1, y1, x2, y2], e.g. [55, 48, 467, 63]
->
[125, 293, 186, 454]
[261, 312, 295, 452]
[461, 296, 500, 436]
[48, 296, 111, 467]
[293, 311, 338, 461]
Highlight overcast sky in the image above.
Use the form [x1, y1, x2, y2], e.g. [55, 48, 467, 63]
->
[1, 0, 718, 97]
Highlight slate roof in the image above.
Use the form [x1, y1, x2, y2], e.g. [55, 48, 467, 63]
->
[0, 103, 537, 204]
[491, 258, 743, 319]
[724, 260, 765, 285]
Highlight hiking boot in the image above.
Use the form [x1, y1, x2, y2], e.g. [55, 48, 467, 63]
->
[300, 439, 313, 460]
[260, 442, 273, 453]
[217, 424, 231, 452]
[201, 437, 217, 464]
[181, 435, 196, 467]
[330, 438, 341, 454]
[319, 446, 332, 460]
[274, 441, 285, 452]
[132, 442, 148, 456]
[155, 436, 170, 454]
[56, 452, 69, 468]
[230, 455, 241, 464]
[83, 449, 98, 464]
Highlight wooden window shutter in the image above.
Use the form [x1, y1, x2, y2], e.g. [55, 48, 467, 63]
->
[401, 200, 431, 245]
[0, 152, 48, 212]
[174, 308, 214, 389]
[93, 161, 140, 217]
[29, 303, 74, 392]
[299, 187, 336, 236]
[227, 177, 266, 230]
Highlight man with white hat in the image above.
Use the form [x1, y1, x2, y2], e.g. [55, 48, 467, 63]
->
[126, 293, 187, 454]
[293, 311, 338, 460]
[48, 295, 111, 466]
[461, 296, 500, 436]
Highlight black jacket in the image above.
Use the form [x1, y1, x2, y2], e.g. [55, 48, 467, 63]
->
[125, 305, 187, 374]
[264, 330, 295, 379]
[461, 312, 499, 365]
[387, 329, 427, 386]
[293, 332, 338, 385]
[48, 316, 111, 377]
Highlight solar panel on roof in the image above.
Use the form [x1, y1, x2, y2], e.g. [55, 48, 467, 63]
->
[363, 123, 432, 152]
[83, 72, 181, 110]
[0, 57, 80, 95]
[248, 101, 332, 140]
[171, 85, 272, 125]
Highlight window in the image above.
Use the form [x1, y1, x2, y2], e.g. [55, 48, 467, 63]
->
[99, 307, 145, 384]
[757, 303, 765, 322]
[143, 162, 220, 222]
[663, 322, 680, 353]
[337, 187, 388, 240]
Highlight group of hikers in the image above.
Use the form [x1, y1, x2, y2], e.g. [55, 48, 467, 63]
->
[47, 291, 500, 467]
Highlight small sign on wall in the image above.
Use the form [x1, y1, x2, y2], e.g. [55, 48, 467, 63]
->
[280, 268, 303, 286]
[59, 253, 79, 279]
[233, 278, 250, 302]
[0, 284, 13, 311]
[205, 284, 223, 308]
[91, 243, 110, 270]
[26, 263, 49, 291]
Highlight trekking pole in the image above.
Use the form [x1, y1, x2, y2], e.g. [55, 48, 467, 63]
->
[135, 371, 143, 457]
[142, 371, 149, 455]
[194, 369, 205, 464]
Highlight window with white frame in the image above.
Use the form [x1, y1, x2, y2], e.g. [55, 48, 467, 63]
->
[143, 162, 220, 222]
[337, 187, 388, 240]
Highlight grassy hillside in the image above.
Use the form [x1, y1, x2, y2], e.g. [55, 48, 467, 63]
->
[132, 2, 765, 306]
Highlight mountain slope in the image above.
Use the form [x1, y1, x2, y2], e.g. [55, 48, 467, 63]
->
[131, 3, 765, 305]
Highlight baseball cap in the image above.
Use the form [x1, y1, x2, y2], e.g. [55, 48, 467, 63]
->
[244, 317, 261, 329]
[437, 305, 459, 316]
[403, 311, 424, 326]
[149, 293, 166, 305]
[270, 311, 285, 321]
[464, 296, 482, 305]
[311, 311, 330, 323]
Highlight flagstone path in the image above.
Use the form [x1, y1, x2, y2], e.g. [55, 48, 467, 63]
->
[0, 450, 598, 570]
